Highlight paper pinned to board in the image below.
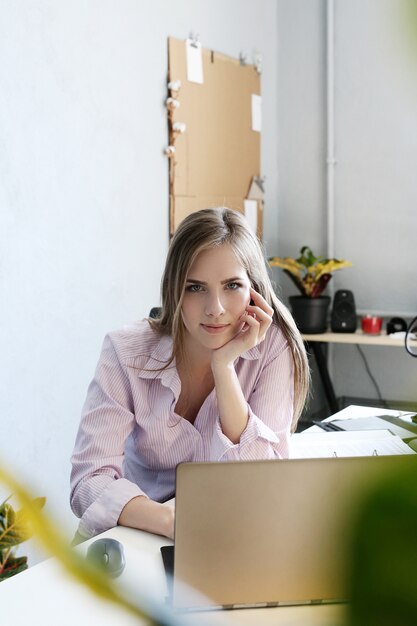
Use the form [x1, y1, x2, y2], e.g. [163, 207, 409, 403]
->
[289, 429, 416, 459]
[186, 38, 204, 84]
[247, 176, 265, 200]
[244, 199, 258, 233]
[251, 94, 262, 132]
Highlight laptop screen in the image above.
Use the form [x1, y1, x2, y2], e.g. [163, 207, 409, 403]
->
[168, 455, 417, 609]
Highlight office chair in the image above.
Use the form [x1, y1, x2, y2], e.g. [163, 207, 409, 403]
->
[149, 307, 162, 319]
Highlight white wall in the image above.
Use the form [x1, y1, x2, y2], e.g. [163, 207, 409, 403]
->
[276, 0, 417, 408]
[4, 0, 416, 569]
[334, 0, 417, 316]
[333, 0, 417, 403]
[276, 0, 327, 261]
[0, 0, 279, 564]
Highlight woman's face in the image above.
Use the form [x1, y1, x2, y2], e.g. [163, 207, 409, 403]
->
[181, 243, 251, 353]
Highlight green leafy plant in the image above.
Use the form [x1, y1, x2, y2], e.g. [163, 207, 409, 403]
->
[269, 246, 352, 298]
[0, 495, 45, 580]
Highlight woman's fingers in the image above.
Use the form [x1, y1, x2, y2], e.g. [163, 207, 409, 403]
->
[246, 304, 272, 322]
[244, 289, 273, 342]
[249, 287, 274, 316]
[242, 306, 272, 343]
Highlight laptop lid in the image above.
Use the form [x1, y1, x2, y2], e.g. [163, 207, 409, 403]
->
[171, 455, 417, 609]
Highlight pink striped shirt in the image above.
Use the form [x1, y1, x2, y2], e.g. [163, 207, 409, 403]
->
[70, 320, 294, 538]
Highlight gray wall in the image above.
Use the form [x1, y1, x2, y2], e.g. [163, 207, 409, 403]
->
[276, 0, 417, 410]
[0, 0, 279, 562]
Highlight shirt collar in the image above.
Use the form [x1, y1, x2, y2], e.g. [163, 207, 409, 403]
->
[133, 333, 180, 394]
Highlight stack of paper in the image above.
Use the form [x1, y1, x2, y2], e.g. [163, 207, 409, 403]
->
[289, 429, 416, 459]
[330, 416, 417, 439]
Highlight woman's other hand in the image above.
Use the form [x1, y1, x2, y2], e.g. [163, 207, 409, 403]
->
[118, 496, 175, 540]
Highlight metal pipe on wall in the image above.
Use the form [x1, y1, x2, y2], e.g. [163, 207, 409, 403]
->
[326, 0, 336, 263]
[326, 0, 336, 383]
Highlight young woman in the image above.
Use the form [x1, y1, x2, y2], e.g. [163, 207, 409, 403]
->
[70, 208, 309, 541]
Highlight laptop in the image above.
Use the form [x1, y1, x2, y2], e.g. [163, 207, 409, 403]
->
[162, 455, 417, 609]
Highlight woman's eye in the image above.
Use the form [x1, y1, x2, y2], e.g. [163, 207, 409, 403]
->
[186, 284, 204, 293]
[226, 282, 241, 290]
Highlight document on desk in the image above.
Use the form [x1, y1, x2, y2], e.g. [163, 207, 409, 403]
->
[330, 416, 417, 440]
[289, 429, 416, 459]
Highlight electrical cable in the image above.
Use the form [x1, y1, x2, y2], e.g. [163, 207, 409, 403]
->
[405, 315, 417, 358]
[356, 345, 389, 409]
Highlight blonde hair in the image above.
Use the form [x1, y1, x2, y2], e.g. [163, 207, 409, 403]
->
[149, 207, 310, 429]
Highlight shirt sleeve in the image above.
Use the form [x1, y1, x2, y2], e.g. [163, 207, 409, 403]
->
[210, 339, 294, 462]
[70, 334, 147, 538]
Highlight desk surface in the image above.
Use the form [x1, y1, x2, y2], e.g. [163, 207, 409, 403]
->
[0, 524, 346, 626]
[302, 329, 414, 346]
[7, 408, 402, 626]
[2, 405, 406, 625]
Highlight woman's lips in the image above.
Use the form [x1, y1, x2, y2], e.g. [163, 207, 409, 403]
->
[201, 324, 230, 334]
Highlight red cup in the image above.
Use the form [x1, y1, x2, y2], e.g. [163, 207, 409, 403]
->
[361, 315, 382, 335]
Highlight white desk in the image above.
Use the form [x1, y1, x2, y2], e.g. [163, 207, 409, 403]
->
[1, 523, 345, 626]
[4, 404, 415, 625]
[7, 403, 417, 625]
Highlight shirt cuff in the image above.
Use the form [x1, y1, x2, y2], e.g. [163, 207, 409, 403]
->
[211, 406, 280, 461]
[77, 478, 147, 539]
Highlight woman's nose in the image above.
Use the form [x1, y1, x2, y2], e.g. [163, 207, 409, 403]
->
[205, 292, 225, 316]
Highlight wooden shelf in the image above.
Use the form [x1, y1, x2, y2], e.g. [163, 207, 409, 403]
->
[301, 330, 415, 348]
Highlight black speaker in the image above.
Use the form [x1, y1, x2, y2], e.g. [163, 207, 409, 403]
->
[331, 290, 357, 333]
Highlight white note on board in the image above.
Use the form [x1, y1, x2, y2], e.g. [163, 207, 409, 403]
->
[251, 94, 262, 132]
[244, 199, 258, 234]
[186, 39, 204, 84]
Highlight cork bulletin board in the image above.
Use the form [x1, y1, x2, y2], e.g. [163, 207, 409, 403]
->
[167, 37, 263, 237]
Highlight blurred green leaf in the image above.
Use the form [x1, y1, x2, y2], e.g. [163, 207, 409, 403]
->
[0, 554, 28, 580]
[0, 497, 45, 550]
[0, 500, 14, 531]
[347, 463, 417, 626]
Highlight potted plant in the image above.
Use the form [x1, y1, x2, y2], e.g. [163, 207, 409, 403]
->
[0, 495, 45, 580]
[269, 246, 352, 333]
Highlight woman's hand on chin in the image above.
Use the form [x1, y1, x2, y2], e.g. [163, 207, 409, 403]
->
[211, 288, 273, 370]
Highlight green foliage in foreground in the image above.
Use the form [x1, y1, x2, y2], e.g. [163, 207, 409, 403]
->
[0, 496, 45, 580]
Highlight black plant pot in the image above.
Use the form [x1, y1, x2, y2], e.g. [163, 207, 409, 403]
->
[289, 295, 331, 334]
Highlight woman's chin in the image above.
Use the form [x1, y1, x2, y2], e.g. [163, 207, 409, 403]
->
[199, 332, 232, 351]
